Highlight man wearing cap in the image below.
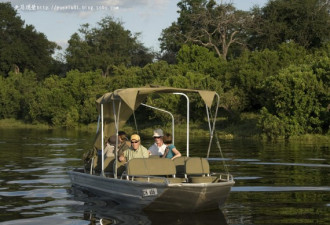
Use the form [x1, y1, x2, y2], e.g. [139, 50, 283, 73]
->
[148, 128, 167, 156]
[119, 134, 149, 162]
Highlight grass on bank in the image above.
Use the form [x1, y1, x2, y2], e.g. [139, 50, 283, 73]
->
[1, 113, 329, 142]
[0, 118, 49, 129]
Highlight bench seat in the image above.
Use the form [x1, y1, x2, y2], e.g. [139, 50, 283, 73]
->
[94, 156, 126, 176]
[185, 157, 218, 183]
[125, 158, 182, 183]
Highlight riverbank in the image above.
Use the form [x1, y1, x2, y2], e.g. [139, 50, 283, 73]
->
[1, 116, 329, 142]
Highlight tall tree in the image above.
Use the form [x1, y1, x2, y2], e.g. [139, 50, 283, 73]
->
[159, 0, 250, 61]
[0, 3, 59, 79]
[249, 0, 330, 50]
[65, 17, 154, 76]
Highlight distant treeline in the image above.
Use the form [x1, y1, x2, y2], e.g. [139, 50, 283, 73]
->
[0, 1, 329, 139]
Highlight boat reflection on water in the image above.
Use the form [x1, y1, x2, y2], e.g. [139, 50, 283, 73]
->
[69, 186, 228, 225]
[144, 210, 228, 225]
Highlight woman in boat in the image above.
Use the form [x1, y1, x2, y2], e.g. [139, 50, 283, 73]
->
[119, 134, 149, 162]
[117, 131, 130, 156]
[148, 128, 167, 156]
[162, 133, 181, 160]
[104, 138, 115, 158]
[105, 131, 130, 158]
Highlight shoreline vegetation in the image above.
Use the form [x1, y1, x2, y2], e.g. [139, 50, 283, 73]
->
[1, 117, 328, 142]
[0, 1, 329, 141]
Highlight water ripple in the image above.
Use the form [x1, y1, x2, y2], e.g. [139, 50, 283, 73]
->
[249, 161, 330, 168]
[232, 186, 330, 192]
[234, 176, 262, 180]
[0, 188, 68, 198]
[0, 214, 90, 225]
[7, 178, 70, 185]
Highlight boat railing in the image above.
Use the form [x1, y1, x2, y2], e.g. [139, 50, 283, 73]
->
[211, 173, 234, 182]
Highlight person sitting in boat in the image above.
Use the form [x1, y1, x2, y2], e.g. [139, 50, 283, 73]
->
[104, 137, 115, 158]
[162, 133, 182, 160]
[119, 134, 149, 162]
[103, 131, 129, 158]
[111, 131, 131, 156]
[96, 138, 114, 158]
[148, 128, 167, 156]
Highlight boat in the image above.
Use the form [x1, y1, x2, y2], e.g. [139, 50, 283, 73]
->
[68, 85, 235, 212]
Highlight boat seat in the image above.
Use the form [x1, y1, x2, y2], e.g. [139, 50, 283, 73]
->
[149, 155, 161, 158]
[173, 156, 188, 179]
[185, 157, 217, 183]
[125, 158, 182, 183]
[94, 156, 126, 176]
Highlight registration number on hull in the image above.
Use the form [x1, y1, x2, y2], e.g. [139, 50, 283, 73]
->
[142, 188, 158, 197]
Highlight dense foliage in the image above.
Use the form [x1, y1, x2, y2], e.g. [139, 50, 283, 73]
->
[159, 0, 330, 60]
[249, 0, 330, 50]
[159, 0, 251, 61]
[0, 1, 329, 139]
[0, 3, 59, 79]
[65, 17, 154, 76]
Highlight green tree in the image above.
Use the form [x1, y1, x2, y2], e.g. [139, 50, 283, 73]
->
[258, 107, 285, 139]
[176, 44, 224, 77]
[0, 70, 39, 120]
[66, 17, 154, 76]
[0, 3, 59, 79]
[259, 65, 326, 138]
[28, 75, 77, 126]
[224, 42, 309, 111]
[62, 70, 107, 124]
[159, 0, 251, 61]
[0, 73, 20, 118]
[249, 0, 330, 50]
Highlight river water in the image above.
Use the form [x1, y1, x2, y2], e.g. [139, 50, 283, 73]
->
[0, 128, 329, 224]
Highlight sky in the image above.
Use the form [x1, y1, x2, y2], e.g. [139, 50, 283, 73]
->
[2, 0, 268, 52]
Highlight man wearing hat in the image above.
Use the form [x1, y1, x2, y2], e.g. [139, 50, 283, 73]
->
[148, 128, 167, 156]
[119, 134, 149, 162]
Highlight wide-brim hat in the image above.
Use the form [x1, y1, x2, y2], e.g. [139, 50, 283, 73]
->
[153, 128, 164, 137]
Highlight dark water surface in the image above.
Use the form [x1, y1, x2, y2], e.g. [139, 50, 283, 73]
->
[0, 128, 329, 224]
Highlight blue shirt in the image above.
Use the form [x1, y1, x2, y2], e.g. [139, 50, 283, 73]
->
[165, 144, 176, 159]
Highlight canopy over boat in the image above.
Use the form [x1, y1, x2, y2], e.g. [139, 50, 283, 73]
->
[69, 85, 234, 212]
[93, 85, 218, 150]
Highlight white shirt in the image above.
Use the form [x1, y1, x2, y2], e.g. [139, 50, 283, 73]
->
[148, 143, 167, 156]
[104, 144, 115, 158]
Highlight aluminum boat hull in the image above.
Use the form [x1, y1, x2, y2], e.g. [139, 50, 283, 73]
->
[68, 169, 235, 212]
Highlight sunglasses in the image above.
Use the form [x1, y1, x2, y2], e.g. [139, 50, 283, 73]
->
[131, 140, 139, 144]
[154, 136, 161, 139]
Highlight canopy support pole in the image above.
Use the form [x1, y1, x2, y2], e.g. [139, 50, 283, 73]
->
[173, 93, 189, 157]
[114, 99, 121, 179]
[101, 104, 105, 177]
[96, 115, 100, 133]
[90, 115, 101, 174]
[206, 104, 212, 133]
[141, 103, 175, 145]
[132, 111, 138, 134]
[206, 93, 220, 158]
